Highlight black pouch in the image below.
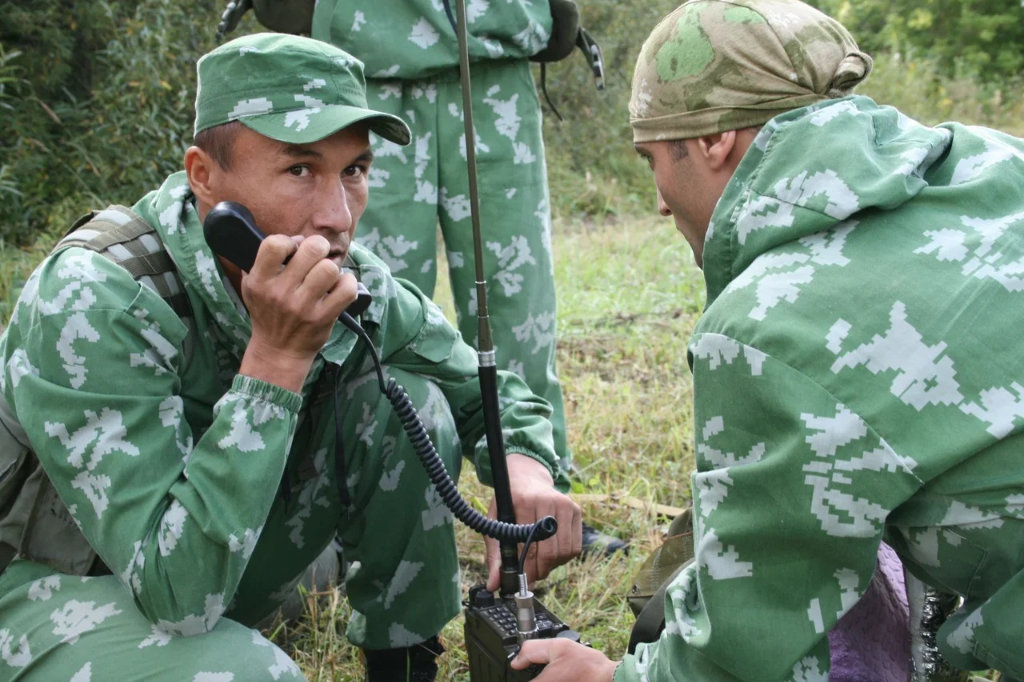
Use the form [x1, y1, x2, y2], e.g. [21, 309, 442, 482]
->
[251, 0, 315, 34]
[530, 0, 581, 63]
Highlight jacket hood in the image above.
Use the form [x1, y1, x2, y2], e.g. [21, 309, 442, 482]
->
[702, 96, 954, 305]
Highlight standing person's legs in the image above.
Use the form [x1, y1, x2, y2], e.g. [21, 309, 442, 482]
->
[433, 61, 625, 554]
[356, 67, 624, 554]
[433, 60, 570, 477]
[357, 77, 444, 297]
[356, 66, 570, 475]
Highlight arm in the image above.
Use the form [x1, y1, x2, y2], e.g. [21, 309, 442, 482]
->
[615, 332, 922, 681]
[374, 284, 565, 482]
[5, 250, 298, 629]
[6, 236, 353, 631]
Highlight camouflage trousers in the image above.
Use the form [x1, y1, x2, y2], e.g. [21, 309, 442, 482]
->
[0, 559, 307, 681]
[0, 367, 465, 678]
[356, 59, 571, 480]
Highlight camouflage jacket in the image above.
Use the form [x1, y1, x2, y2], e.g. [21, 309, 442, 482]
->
[618, 96, 1024, 680]
[311, 0, 553, 80]
[0, 171, 560, 630]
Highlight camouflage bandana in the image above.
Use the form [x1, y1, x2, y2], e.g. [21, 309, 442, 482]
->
[630, 0, 872, 143]
[193, 33, 411, 145]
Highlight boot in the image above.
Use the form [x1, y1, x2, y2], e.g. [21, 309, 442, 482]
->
[582, 521, 629, 557]
[364, 635, 444, 682]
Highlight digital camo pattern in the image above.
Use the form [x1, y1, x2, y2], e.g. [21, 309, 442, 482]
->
[0, 171, 560, 675]
[312, 0, 552, 80]
[616, 97, 1024, 681]
[312, 2, 572, 474]
[629, 0, 871, 142]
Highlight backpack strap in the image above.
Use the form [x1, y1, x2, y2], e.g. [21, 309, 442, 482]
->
[57, 206, 193, 320]
[55, 205, 194, 366]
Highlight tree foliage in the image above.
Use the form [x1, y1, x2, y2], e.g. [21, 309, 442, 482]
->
[0, 0, 226, 243]
[809, 0, 1024, 83]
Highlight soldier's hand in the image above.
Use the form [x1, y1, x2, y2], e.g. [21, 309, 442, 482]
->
[485, 454, 582, 590]
[239, 234, 357, 392]
[511, 639, 618, 681]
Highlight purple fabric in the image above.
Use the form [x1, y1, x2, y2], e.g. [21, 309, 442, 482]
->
[828, 543, 910, 681]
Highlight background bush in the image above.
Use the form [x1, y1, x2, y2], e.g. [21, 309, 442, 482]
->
[813, 0, 1024, 85]
[0, 0, 225, 244]
[0, 0, 1021, 244]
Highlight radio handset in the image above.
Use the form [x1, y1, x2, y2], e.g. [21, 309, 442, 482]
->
[202, 201, 372, 326]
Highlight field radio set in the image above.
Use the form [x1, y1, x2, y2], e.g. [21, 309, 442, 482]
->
[464, 581, 581, 681]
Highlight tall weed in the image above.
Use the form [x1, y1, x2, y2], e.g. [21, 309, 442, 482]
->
[861, 53, 1024, 135]
[0, 0, 222, 243]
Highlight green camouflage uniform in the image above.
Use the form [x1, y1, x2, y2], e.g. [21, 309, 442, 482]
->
[311, 0, 574, 477]
[0, 36, 565, 674]
[618, 94, 1024, 681]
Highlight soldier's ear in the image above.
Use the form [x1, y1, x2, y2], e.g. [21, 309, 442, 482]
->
[695, 131, 737, 172]
[184, 146, 216, 208]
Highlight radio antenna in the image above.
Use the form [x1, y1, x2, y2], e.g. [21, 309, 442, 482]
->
[451, 0, 541, 597]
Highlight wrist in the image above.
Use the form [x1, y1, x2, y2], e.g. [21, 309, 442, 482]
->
[506, 451, 556, 485]
[240, 339, 314, 393]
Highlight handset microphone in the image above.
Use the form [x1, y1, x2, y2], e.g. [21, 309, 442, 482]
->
[202, 201, 372, 329]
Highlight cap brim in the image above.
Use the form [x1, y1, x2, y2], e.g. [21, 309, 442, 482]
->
[239, 104, 411, 146]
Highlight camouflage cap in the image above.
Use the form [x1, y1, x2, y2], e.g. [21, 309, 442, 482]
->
[630, 0, 872, 143]
[194, 33, 410, 145]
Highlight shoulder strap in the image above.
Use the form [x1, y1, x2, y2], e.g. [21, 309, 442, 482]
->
[534, 26, 605, 121]
[57, 206, 193, 319]
[55, 205, 194, 365]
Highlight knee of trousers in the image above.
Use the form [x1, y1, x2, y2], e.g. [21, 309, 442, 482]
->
[0, 567, 307, 681]
[341, 366, 463, 504]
